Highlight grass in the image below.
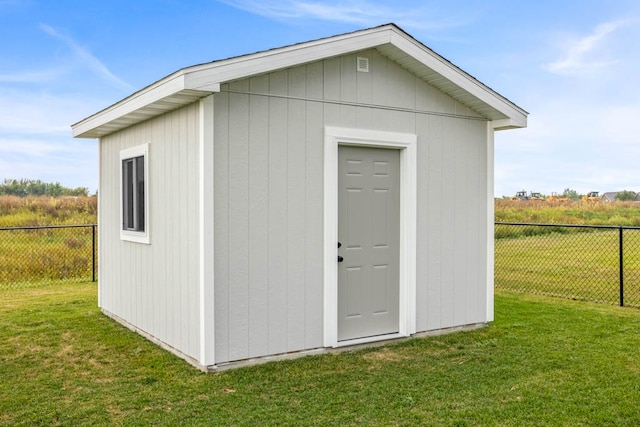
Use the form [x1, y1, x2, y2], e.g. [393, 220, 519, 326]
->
[0, 226, 96, 286]
[0, 195, 96, 228]
[0, 195, 97, 286]
[2, 283, 640, 425]
[495, 199, 640, 227]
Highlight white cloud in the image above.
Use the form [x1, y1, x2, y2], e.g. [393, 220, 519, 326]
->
[0, 67, 68, 84]
[0, 138, 76, 156]
[0, 136, 97, 189]
[219, 0, 467, 31]
[545, 20, 627, 75]
[40, 24, 133, 91]
[494, 94, 640, 197]
[0, 89, 93, 135]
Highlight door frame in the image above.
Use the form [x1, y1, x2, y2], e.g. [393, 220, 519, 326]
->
[323, 126, 417, 348]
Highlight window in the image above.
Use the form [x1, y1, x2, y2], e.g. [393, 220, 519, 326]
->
[120, 144, 149, 243]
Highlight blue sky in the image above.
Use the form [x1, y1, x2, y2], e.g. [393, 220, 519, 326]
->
[2, 0, 639, 197]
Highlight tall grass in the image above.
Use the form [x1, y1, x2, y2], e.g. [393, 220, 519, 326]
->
[0, 196, 97, 286]
[0, 226, 96, 287]
[495, 199, 640, 226]
[0, 195, 97, 227]
[495, 200, 640, 240]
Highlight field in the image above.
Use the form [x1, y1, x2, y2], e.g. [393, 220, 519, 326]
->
[495, 227, 640, 305]
[495, 199, 640, 226]
[1, 196, 636, 228]
[2, 283, 640, 425]
[0, 195, 97, 227]
[0, 196, 97, 287]
[494, 200, 640, 306]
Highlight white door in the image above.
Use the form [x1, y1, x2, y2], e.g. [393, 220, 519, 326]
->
[337, 145, 400, 341]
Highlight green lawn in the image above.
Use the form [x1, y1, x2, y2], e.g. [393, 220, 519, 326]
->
[2, 283, 640, 426]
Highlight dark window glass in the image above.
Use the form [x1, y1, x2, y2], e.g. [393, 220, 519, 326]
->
[136, 156, 145, 231]
[122, 155, 145, 232]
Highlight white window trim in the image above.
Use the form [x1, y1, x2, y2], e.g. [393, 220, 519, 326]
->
[120, 143, 150, 244]
[323, 126, 417, 348]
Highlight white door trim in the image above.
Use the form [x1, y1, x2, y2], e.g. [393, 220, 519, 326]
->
[323, 126, 417, 348]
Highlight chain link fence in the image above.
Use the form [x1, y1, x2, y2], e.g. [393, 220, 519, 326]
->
[3, 221, 640, 307]
[495, 222, 640, 307]
[0, 224, 97, 288]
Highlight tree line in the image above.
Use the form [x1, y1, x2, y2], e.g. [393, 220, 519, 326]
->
[0, 179, 90, 197]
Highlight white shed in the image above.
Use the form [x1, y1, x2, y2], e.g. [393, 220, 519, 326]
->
[73, 24, 527, 371]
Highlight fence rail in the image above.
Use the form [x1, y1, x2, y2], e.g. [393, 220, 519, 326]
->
[0, 224, 97, 288]
[495, 222, 640, 307]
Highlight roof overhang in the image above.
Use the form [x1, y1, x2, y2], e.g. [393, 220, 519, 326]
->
[72, 24, 527, 139]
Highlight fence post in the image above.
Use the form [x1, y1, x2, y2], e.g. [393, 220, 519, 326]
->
[92, 224, 96, 283]
[619, 227, 624, 307]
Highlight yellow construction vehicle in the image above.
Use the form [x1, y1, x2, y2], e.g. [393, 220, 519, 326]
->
[530, 192, 544, 201]
[582, 191, 600, 202]
[547, 192, 569, 202]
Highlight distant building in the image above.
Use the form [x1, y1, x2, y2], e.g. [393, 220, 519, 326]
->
[601, 191, 639, 202]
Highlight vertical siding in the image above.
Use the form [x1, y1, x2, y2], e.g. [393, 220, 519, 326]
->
[247, 75, 270, 358]
[266, 71, 289, 356]
[213, 91, 230, 362]
[213, 49, 489, 363]
[99, 103, 201, 360]
[227, 81, 250, 362]
[304, 61, 325, 348]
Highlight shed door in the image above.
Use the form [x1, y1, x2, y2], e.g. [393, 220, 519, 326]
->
[338, 145, 400, 341]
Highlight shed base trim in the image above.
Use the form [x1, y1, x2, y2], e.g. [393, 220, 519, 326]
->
[101, 308, 486, 372]
[207, 323, 487, 372]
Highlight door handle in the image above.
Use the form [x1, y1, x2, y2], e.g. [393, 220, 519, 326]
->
[338, 242, 342, 248]
[337, 256, 344, 263]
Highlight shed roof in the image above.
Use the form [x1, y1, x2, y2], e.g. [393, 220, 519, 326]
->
[72, 23, 528, 139]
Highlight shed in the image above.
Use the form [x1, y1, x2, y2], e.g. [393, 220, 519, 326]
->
[72, 24, 527, 371]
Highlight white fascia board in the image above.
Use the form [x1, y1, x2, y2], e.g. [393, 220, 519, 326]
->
[73, 73, 185, 138]
[389, 30, 528, 128]
[183, 27, 393, 89]
[72, 73, 220, 138]
[492, 118, 527, 130]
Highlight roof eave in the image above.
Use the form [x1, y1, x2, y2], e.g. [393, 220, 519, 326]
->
[72, 23, 527, 139]
[72, 73, 220, 139]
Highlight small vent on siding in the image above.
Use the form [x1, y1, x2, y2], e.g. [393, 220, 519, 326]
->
[357, 57, 369, 72]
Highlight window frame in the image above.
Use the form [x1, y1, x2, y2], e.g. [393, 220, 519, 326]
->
[120, 143, 150, 244]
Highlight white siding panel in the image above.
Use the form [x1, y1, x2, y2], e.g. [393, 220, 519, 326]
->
[214, 92, 230, 363]
[212, 51, 491, 363]
[387, 57, 416, 111]
[248, 76, 270, 358]
[266, 74, 289, 357]
[437, 118, 456, 329]
[414, 117, 431, 332]
[453, 120, 469, 327]
[304, 62, 325, 348]
[227, 82, 251, 362]
[286, 96, 307, 352]
[323, 57, 341, 101]
[99, 102, 201, 361]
